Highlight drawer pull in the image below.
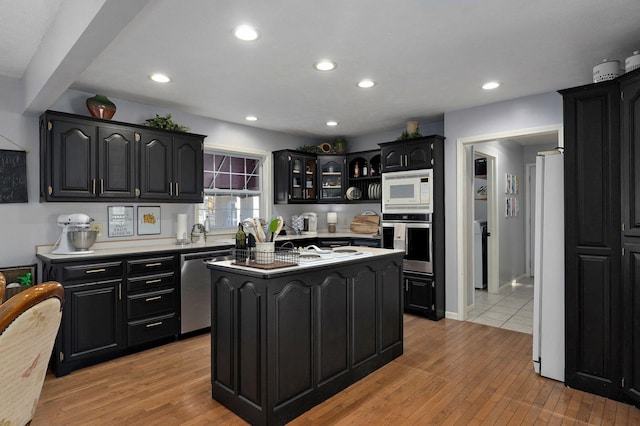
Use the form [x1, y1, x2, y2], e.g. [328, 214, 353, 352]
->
[146, 279, 162, 284]
[145, 321, 163, 328]
[145, 262, 162, 267]
[85, 268, 106, 274]
[145, 296, 162, 302]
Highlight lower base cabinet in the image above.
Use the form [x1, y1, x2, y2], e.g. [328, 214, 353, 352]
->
[209, 253, 404, 425]
[404, 272, 444, 320]
[41, 254, 179, 376]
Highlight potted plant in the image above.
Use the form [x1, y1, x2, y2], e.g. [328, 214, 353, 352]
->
[143, 114, 189, 132]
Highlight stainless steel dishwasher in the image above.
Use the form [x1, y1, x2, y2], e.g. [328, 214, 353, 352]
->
[180, 248, 233, 334]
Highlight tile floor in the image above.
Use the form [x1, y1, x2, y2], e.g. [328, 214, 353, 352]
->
[467, 276, 534, 334]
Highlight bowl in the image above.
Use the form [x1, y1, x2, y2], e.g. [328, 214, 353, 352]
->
[68, 229, 98, 250]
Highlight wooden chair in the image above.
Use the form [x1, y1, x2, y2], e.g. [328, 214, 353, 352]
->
[0, 272, 5, 303]
[0, 279, 64, 425]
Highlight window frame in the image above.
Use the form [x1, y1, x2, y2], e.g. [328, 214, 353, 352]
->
[197, 145, 272, 235]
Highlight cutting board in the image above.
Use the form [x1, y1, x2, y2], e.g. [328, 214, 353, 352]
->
[350, 214, 379, 234]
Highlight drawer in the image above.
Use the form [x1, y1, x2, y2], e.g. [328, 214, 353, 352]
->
[127, 256, 175, 275]
[128, 313, 177, 346]
[127, 288, 176, 320]
[127, 272, 174, 293]
[62, 261, 123, 282]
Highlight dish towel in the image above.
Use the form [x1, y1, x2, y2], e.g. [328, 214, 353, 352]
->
[393, 223, 406, 251]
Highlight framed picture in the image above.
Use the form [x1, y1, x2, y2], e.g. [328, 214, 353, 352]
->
[108, 205, 134, 237]
[138, 206, 161, 235]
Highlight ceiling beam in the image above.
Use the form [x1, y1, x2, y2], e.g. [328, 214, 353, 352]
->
[22, 0, 152, 116]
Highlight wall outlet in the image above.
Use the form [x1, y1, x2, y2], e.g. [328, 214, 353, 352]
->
[91, 222, 103, 237]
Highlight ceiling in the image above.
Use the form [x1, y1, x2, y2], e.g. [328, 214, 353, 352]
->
[3, 0, 640, 139]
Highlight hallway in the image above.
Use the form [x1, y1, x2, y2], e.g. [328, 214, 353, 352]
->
[468, 276, 534, 334]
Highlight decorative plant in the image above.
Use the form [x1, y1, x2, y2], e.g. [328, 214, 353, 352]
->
[396, 129, 423, 140]
[143, 114, 189, 132]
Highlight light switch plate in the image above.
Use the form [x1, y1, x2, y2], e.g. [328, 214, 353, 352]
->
[91, 222, 103, 237]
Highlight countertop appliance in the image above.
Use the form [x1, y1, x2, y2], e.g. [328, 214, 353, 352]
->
[52, 213, 96, 255]
[180, 248, 233, 334]
[382, 169, 433, 215]
[301, 212, 317, 236]
[533, 149, 565, 382]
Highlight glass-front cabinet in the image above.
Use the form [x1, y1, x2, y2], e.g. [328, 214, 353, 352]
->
[318, 155, 346, 202]
[290, 154, 317, 202]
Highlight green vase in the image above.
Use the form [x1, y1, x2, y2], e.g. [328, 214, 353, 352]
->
[86, 95, 116, 119]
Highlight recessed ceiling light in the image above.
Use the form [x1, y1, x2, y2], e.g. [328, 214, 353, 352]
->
[149, 73, 171, 83]
[357, 79, 376, 88]
[482, 81, 501, 90]
[326, 121, 338, 126]
[245, 115, 258, 121]
[314, 60, 337, 71]
[234, 25, 259, 41]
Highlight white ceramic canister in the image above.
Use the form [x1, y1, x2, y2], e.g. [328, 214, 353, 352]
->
[593, 59, 620, 83]
[625, 51, 640, 73]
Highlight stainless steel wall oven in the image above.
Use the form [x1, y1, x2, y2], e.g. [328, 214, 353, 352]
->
[381, 217, 432, 274]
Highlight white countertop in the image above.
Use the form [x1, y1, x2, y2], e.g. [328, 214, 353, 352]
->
[207, 246, 402, 277]
[36, 231, 380, 262]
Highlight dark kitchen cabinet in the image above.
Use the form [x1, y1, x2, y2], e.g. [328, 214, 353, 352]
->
[273, 150, 317, 203]
[40, 111, 137, 200]
[403, 272, 443, 320]
[561, 79, 623, 401]
[379, 136, 438, 172]
[40, 110, 205, 203]
[125, 255, 178, 346]
[42, 260, 125, 376]
[620, 69, 640, 406]
[318, 154, 346, 202]
[139, 130, 204, 202]
[346, 150, 381, 203]
[40, 252, 180, 376]
[209, 252, 403, 425]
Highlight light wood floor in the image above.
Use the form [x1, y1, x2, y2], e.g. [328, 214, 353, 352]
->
[33, 315, 639, 425]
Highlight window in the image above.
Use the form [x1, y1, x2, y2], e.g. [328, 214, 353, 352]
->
[197, 151, 263, 232]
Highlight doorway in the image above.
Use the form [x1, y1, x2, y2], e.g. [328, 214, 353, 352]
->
[456, 125, 563, 325]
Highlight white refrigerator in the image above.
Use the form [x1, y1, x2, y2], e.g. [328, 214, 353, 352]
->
[532, 149, 565, 382]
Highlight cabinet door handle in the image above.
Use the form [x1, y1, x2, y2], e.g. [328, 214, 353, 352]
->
[92, 179, 96, 194]
[146, 279, 162, 284]
[145, 296, 162, 302]
[146, 321, 163, 328]
[170, 182, 173, 196]
[175, 183, 179, 197]
[119, 283, 122, 300]
[100, 179, 104, 194]
[145, 262, 162, 267]
[85, 268, 106, 274]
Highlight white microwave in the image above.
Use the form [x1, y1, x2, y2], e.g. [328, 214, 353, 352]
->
[382, 169, 433, 214]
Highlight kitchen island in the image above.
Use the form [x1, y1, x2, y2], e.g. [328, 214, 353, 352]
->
[207, 246, 404, 425]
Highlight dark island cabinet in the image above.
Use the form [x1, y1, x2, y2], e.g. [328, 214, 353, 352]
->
[210, 253, 404, 425]
[621, 69, 640, 406]
[379, 136, 437, 173]
[40, 110, 205, 203]
[139, 130, 203, 202]
[41, 253, 179, 376]
[40, 111, 137, 200]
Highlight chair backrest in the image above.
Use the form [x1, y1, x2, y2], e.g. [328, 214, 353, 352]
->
[0, 281, 64, 426]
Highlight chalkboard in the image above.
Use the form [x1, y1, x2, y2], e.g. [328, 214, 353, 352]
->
[0, 149, 28, 203]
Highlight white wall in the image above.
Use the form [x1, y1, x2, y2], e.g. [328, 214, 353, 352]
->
[444, 91, 563, 316]
[0, 81, 313, 270]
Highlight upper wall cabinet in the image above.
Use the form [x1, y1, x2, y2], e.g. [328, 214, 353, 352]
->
[379, 136, 438, 172]
[273, 150, 318, 204]
[138, 130, 204, 202]
[40, 111, 205, 203]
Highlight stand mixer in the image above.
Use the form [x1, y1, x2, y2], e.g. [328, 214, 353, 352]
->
[52, 213, 96, 255]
